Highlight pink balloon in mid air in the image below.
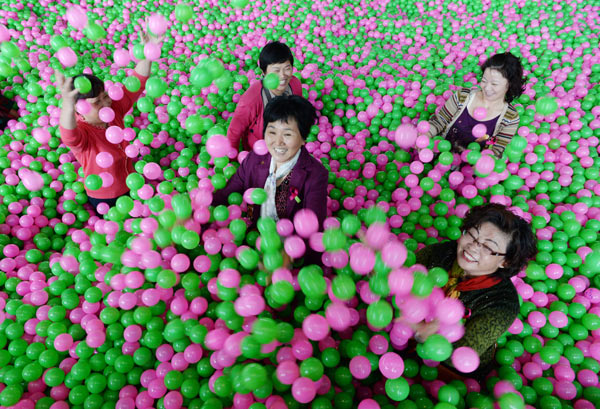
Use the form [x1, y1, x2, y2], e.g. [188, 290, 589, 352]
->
[147, 13, 168, 36]
[56, 47, 78, 67]
[473, 107, 487, 120]
[206, 135, 229, 157]
[472, 123, 487, 139]
[66, 6, 88, 30]
[96, 152, 114, 168]
[113, 48, 131, 67]
[99, 107, 115, 123]
[395, 124, 418, 149]
[253, 139, 269, 155]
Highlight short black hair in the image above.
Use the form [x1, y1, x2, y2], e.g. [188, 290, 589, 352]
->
[263, 95, 316, 140]
[70, 74, 105, 101]
[462, 203, 538, 279]
[480, 52, 525, 103]
[259, 41, 294, 73]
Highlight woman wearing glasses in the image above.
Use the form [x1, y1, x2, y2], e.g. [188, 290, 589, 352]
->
[414, 204, 537, 380]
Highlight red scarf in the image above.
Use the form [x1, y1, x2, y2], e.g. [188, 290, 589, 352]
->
[456, 275, 501, 291]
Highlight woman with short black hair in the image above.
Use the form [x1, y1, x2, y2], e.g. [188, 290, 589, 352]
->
[428, 52, 525, 158]
[413, 203, 537, 379]
[227, 41, 303, 152]
[214, 94, 328, 229]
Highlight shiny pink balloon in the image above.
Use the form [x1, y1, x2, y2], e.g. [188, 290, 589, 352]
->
[379, 352, 404, 379]
[451, 346, 480, 373]
[99, 107, 115, 123]
[56, 47, 78, 67]
[206, 135, 229, 157]
[96, 152, 114, 168]
[293, 209, 319, 238]
[253, 139, 269, 155]
[395, 124, 418, 149]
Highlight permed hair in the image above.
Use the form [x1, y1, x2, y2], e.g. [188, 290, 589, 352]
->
[462, 203, 538, 279]
[480, 52, 525, 103]
[258, 41, 294, 73]
[70, 74, 105, 101]
[263, 95, 317, 140]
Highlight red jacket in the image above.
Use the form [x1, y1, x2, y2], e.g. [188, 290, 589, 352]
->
[59, 72, 148, 199]
[227, 76, 303, 152]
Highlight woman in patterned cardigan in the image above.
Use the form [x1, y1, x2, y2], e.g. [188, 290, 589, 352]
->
[428, 53, 525, 158]
[414, 204, 537, 380]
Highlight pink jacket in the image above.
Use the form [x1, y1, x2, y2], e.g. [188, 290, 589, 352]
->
[227, 76, 303, 152]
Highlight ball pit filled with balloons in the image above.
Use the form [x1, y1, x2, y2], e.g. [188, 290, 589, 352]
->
[0, 1, 600, 409]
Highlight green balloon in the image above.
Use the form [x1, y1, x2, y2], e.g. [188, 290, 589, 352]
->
[146, 76, 168, 99]
[238, 249, 259, 270]
[85, 22, 106, 41]
[85, 174, 102, 191]
[366, 300, 393, 328]
[250, 188, 267, 205]
[190, 66, 212, 88]
[411, 272, 433, 297]
[422, 334, 453, 361]
[263, 73, 280, 90]
[535, 97, 558, 116]
[0, 42, 20, 59]
[385, 377, 410, 401]
[74, 76, 92, 93]
[175, 3, 194, 22]
[126, 173, 144, 190]
[298, 266, 327, 298]
[172, 194, 192, 219]
[241, 363, 267, 390]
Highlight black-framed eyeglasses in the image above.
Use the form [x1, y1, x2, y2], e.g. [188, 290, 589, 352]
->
[462, 229, 506, 257]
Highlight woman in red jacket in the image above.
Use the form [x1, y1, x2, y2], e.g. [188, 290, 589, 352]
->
[227, 41, 303, 152]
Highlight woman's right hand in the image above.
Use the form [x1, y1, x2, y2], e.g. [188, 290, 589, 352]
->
[55, 71, 79, 108]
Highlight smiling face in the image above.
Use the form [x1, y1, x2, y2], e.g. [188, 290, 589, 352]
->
[264, 60, 293, 95]
[480, 68, 509, 104]
[457, 222, 511, 277]
[264, 118, 305, 167]
[81, 91, 111, 125]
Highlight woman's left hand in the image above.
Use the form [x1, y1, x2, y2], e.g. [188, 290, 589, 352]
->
[413, 319, 440, 343]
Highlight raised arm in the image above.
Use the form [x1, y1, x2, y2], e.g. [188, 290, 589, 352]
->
[56, 71, 85, 151]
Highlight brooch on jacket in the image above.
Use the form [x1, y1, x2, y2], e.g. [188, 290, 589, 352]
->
[289, 187, 301, 203]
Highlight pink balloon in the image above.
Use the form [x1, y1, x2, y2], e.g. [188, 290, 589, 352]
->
[76, 99, 91, 115]
[108, 85, 124, 100]
[473, 107, 487, 121]
[472, 123, 487, 139]
[349, 244, 375, 275]
[206, 135, 229, 157]
[143, 162, 162, 180]
[293, 209, 319, 238]
[19, 169, 44, 191]
[349, 355, 371, 379]
[395, 124, 418, 149]
[253, 140, 269, 155]
[417, 121, 430, 134]
[451, 347, 480, 373]
[0, 24, 9, 42]
[325, 302, 351, 331]
[381, 241, 407, 268]
[66, 6, 88, 30]
[144, 42, 161, 61]
[379, 352, 404, 379]
[99, 107, 115, 123]
[32, 128, 51, 144]
[291, 377, 316, 404]
[284, 235, 306, 259]
[358, 400, 380, 409]
[475, 155, 495, 174]
[56, 47, 78, 67]
[54, 334, 73, 352]
[96, 152, 114, 168]
[148, 13, 168, 36]
[106, 126, 124, 143]
[435, 298, 465, 324]
[302, 314, 329, 341]
[114, 49, 131, 67]
[388, 269, 414, 295]
[277, 361, 300, 385]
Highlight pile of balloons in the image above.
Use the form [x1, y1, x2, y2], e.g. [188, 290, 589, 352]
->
[0, 1, 599, 409]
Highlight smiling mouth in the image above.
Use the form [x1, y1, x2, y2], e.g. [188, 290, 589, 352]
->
[274, 148, 287, 154]
[462, 250, 477, 263]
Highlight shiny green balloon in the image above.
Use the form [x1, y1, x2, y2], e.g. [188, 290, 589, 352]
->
[366, 300, 393, 328]
[385, 377, 410, 401]
[175, 3, 194, 22]
[263, 73, 279, 90]
[422, 334, 453, 361]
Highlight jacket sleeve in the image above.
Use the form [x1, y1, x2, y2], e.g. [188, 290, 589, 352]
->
[491, 108, 520, 158]
[59, 125, 86, 153]
[227, 89, 256, 151]
[302, 164, 329, 229]
[211, 155, 252, 206]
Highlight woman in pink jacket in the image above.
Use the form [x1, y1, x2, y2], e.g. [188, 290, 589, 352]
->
[227, 41, 303, 152]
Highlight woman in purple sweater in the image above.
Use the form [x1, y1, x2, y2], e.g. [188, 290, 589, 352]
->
[214, 95, 328, 229]
[227, 41, 303, 152]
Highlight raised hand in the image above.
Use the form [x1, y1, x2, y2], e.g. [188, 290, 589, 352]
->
[55, 71, 79, 108]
